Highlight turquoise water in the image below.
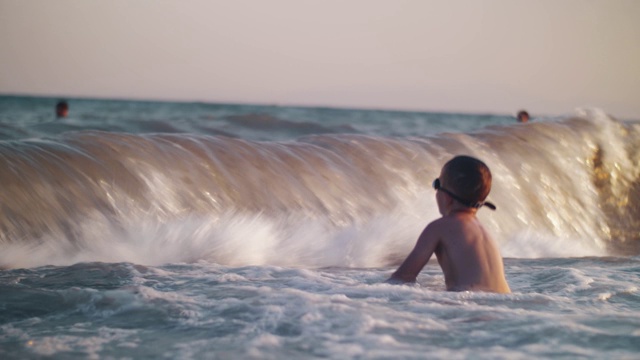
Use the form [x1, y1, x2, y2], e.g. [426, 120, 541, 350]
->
[0, 96, 517, 141]
[2, 258, 639, 359]
[0, 96, 639, 359]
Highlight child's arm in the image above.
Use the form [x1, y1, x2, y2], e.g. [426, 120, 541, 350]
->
[388, 223, 440, 283]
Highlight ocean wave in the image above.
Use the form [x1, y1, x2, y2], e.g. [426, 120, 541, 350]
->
[1, 110, 638, 268]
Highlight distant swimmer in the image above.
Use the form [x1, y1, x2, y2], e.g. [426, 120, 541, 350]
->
[56, 100, 69, 118]
[516, 110, 529, 123]
[388, 155, 511, 293]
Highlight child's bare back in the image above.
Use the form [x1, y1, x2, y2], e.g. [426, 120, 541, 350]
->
[431, 212, 509, 292]
[388, 155, 510, 293]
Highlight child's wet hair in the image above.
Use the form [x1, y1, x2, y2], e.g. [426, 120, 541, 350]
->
[441, 155, 492, 204]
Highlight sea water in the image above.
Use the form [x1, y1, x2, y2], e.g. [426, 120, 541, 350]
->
[0, 96, 639, 359]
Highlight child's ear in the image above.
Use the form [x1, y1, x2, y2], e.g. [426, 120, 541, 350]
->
[447, 194, 455, 206]
[441, 192, 452, 206]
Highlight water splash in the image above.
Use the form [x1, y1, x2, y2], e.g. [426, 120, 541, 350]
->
[1, 110, 639, 268]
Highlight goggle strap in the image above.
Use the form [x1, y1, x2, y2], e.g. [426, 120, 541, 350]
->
[433, 178, 497, 211]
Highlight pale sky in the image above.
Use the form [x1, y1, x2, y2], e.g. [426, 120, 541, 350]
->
[1, 0, 639, 118]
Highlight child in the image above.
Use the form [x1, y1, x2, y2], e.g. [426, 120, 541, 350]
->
[389, 155, 511, 293]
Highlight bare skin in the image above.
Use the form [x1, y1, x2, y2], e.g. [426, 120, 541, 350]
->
[389, 182, 511, 293]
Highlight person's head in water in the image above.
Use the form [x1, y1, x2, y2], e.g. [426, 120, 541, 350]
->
[516, 110, 529, 123]
[437, 155, 493, 210]
[56, 101, 69, 118]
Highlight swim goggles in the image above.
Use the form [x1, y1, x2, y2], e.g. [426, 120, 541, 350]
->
[432, 178, 496, 210]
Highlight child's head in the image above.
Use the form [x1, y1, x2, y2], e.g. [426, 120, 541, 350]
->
[440, 155, 492, 206]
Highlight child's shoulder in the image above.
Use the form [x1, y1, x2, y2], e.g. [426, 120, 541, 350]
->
[425, 215, 457, 232]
